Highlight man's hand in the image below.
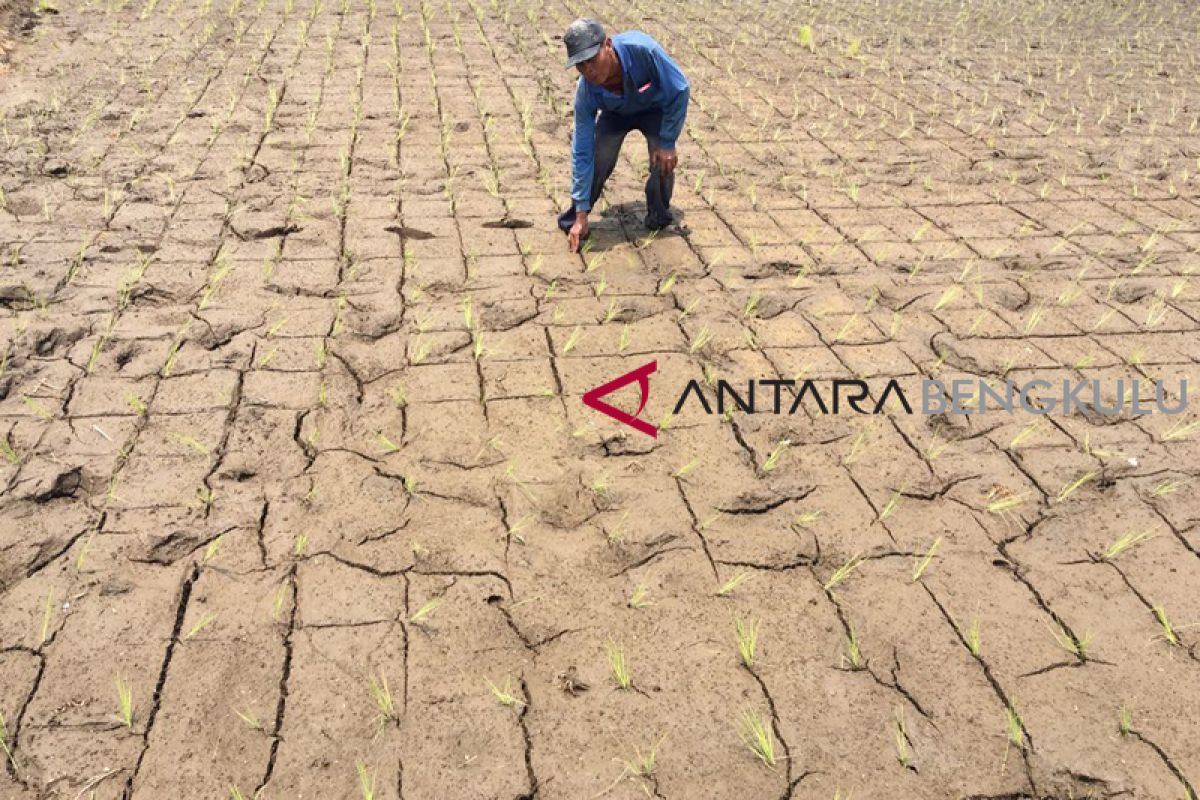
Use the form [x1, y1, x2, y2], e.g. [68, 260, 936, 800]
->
[650, 147, 678, 177]
[568, 211, 590, 253]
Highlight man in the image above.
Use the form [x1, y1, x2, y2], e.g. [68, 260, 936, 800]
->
[559, 18, 690, 252]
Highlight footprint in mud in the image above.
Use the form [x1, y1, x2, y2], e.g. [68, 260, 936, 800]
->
[384, 225, 434, 240]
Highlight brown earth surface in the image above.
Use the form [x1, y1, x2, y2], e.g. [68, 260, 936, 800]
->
[2, 0, 1200, 799]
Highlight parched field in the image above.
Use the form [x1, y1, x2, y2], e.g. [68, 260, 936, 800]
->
[2, 0, 1199, 798]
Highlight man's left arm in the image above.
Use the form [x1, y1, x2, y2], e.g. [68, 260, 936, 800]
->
[650, 43, 689, 163]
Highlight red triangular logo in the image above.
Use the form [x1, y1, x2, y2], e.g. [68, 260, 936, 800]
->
[582, 361, 658, 438]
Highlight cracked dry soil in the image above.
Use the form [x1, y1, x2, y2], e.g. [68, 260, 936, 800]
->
[2, 0, 1200, 798]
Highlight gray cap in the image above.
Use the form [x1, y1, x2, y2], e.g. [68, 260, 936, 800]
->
[563, 18, 606, 68]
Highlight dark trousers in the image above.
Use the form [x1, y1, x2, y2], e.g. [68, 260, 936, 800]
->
[557, 109, 675, 233]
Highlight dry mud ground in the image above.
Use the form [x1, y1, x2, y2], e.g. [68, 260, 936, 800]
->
[2, 1, 1200, 798]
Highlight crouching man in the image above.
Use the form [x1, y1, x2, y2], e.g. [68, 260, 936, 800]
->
[558, 18, 690, 252]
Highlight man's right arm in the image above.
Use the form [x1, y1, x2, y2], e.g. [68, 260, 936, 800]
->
[570, 79, 598, 213]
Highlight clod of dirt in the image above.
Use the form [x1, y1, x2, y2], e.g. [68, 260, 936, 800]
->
[43, 160, 68, 177]
[100, 578, 133, 596]
[481, 217, 533, 229]
[539, 480, 600, 530]
[141, 530, 204, 564]
[755, 294, 798, 319]
[233, 222, 299, 241]
[34, 325, 86, 356]
[0, 284, 34, 309]
[1110, 283, 1153, 304]
[598, 432, 658, 457]
[993, 284, 1030, 312]
[718, 488, 801, 515]
[33, 466, 83, 503]
[384, 225, 434, 240]
[556, 666, 589, 696]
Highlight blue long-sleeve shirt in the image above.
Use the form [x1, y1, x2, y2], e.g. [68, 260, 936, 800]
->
[570, 31, 690, 212]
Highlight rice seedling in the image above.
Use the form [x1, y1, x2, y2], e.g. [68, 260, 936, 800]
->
[793, 510, 823, 528]
[1056, 469, 1099, 503]
[74, 533, 95, 572]
[1046, 619, 1093, 658]
[605, 640, 631, 689]
[561, 326, 582, 355]
[716, 571, 750, 596]
[894, 709, 912, 769]
[0, 711, 17, 772]
[933, 285, 961, 312]
[376, 432, 400, 454]
[824, 552, 865, 592]
[409, 597, 442, 624]
[878, 488, 904, 522]
[1005, 702, 1026, 751]
[1099, 529, 1155, 561]
[1150, 479, 1183, 497]
[116, 676, 134, 728]
[842, 624, 864, 670]
[735, 617, 759, 667]
[616, 733, 666, 782]
[204, 535, 223, 562]
[912, 537, 942, 582]
[1162, 419, 1200, 442]
[628, 582, 651, 609]
[1118, 705, 1133, 736]
[367, 671, 398, 730]
[485, 678, 525, 707]
[985, 489, 1027, 518]
[843, 426, 873, 464]
[39, 590, 54, 645]
[670, 457, 702, 482]
[963, 615, 982, 656]
[760, 439, 790, 473]
[796, 24, 814, 51]
[736, 709, 777, 768]
[357, 760, 375, 800]
[184, 611, 218, 641]
[1152, 605, 1180, 646]
[0, 431, 19, 465]
[688, 325, 713, 354]
[235, 705, 262, 730]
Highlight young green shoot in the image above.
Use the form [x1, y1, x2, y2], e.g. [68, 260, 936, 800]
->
[605, 640, 631, 689]
[357, 760, 375, 800]
[735, 617, 759, 667]
[912, 537, 942, 582]
[716, 571, 750, 597]
[116, 677, 134, 728]
[760, 439, 790, 473]
[367, 671, 398, 730]
[964, 615, 982, 656]
[1100, 529, 1155, 561]
[895, 709, 912, 769]
[628, 582, 651, 609]
[737, 709, 777, 768]
[0, 711, 17, 773]
[235, 705, 262, 731]
[1005, 702, 1026, 751]
[824, 552, 865, 592]
[1153, 605, 1180, 646]
[1118, 705, 1133, 737]
[485, 678, 525, 707]
[843, 624, 864, 670]
[409, 597, 442, 624]
[1046, 619, 1093, 659]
